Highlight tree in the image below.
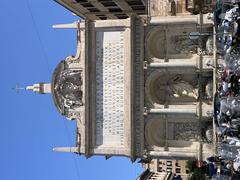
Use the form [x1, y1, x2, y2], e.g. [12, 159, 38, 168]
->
[186, 160, 196, 172]
[186, 160, 207, 180]
[190, 168, 206, 180]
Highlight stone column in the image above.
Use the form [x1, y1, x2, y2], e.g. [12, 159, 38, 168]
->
[148, 62, 196, 68]
[148, 150, 197, 159]
[149, 108, 196, 115]
[150, 15, 198, 25]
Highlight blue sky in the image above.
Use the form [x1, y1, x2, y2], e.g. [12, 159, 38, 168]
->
[0, 1, 143, 180]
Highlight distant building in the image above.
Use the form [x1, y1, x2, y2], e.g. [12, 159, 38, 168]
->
[148, 159, 190, 175]
[54, 0, 147, 20]
[138, 159, 190, 180]
[186, 0, 215, 14]
[55, 0, 216, 20]
[149, 0, 215, 17]
[137, 169, 168, 180]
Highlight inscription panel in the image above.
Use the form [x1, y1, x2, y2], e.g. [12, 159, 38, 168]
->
[95, 31, 125, 147]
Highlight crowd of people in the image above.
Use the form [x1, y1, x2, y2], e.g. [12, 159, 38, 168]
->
[209, 0, 240, 178]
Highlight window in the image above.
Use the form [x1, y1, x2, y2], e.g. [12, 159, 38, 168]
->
[81, 2, 94, 8]
[126, 0, 143, 6]
[96, 14, 107, 20]
[101, 2, 117, 7]
[99, 17, 107, 20]
[176, 168, 181, 173]
[166, 161, 172, 166]
[75, 0, 88, 2]
[88, 8, 100, 12]
[167, 168, 172, 172]
[96, 14, 105, 17]
[158, 166, 162, 172]
[115, 14, 128, 19]
[131, 6, 145, 11]
[108, 8, 122, 12]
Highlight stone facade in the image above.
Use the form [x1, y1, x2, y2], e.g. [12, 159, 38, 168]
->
[27, 13, 215, 161]
[25, 1, 218, 179]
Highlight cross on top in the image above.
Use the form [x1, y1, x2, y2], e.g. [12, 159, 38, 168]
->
[12, 84, 25, 93]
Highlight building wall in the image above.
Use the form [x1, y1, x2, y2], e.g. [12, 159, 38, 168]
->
[55, 0, 147, 20]
[157, 159, 189, 175]
[144, 159, 190, 180]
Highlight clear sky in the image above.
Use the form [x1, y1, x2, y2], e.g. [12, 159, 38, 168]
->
[0, 1, 143, 180]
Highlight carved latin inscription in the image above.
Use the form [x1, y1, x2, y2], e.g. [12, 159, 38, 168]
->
[95, 31, 125, 147]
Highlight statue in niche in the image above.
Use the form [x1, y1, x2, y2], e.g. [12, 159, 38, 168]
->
[168, 0, 176, 16]
[167, 75, 198, 99]
[173, 35, 198, 54]
[174, 122, 199, 140]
